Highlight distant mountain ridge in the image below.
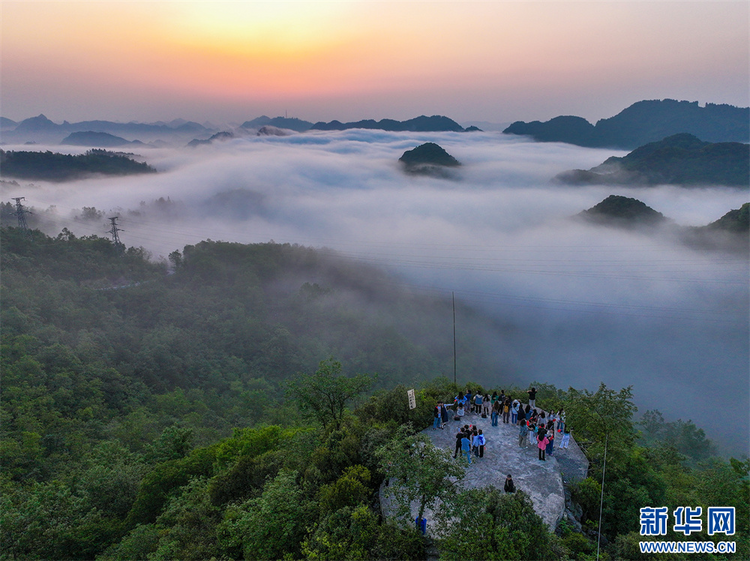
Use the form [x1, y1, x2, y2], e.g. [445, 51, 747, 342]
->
[11, 114, 213, 136]
[504, 99, 750, 149]
[311, 115, 464, 132]
[61, 131, 142, 148]
[241, 116, 314, 132]
[3, 114, 216, 144]
[555, 134, 749, 187]
[187, 131, 234, 147]
[1, 117, 19, 129]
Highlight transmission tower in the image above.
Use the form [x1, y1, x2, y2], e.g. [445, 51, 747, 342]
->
[11, 197, 32, 236]
[107, 216, 124, 251]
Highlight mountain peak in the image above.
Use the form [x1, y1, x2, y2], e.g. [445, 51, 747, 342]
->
[579, 195, 666, 226]
[399, 142, 461, 177]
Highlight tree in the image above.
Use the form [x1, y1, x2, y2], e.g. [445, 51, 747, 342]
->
[217, 470, 315, 560]
[375, 424, 464, 524]
[318, 465, 372, 514]
[563, 383, 638, 461]
[286, 358, 372, 430]
[436, 488, 565, 561]
[301, 504, 425, 561]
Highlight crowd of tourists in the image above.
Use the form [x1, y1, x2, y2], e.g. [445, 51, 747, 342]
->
[432, 386, 573, 476]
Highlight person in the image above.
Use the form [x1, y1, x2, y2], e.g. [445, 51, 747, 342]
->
[453, 430, 464, 458]
[558, 409, 566, 434]
[546, 430, 554, 456]
[464, 389, 473, 409]
[527, 386, 537, 408]
[491, 399, 501, 426]
[504, 474, 516, 493]
[474, 393, 483, 415]
[502, 398, 510, 424]
[441, 402, 450, 426]
[517, 417, 527, 447]
[457, 402, 465, 418]
[454, 391, 465, 408]
[461, 432, 472, 465]
[539, 411, 546, 427]
[528, 419, 537, 446]
[433, 401, 442, 429]
[524, 405, 532, 421]
[482, 394, 491, 417]
[475, 429, 486, 458]
[537, 431, 549, 461]
[561, 427, 571, 449]
[499, 389, 506, 403]
[511, 399, 520, 425]
[491, 391, 498, 405]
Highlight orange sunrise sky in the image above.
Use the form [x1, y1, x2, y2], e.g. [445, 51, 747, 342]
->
[1, 1, 748, 124]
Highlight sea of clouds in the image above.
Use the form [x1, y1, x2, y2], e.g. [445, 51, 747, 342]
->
[3, 130, 748, 453]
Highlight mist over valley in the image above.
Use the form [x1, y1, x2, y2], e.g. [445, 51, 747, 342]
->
[3, 128, 747, 452]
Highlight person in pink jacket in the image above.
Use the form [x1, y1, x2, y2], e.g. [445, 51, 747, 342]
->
[537, 431, 549, 461]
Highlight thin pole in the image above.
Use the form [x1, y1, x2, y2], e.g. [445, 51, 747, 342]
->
[596, 431, 608, 561]
[452, 291, 456, 386]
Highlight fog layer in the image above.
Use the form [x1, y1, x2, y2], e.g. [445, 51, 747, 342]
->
[3, 131, 747, 453]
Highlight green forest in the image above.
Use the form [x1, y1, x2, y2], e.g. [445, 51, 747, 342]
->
[1, 227, 747, 560]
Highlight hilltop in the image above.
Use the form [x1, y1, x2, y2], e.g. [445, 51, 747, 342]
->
[554, 134, 750, 187]
[578, 195, 667, 227]
[399, 142, 461, 177]
[504, 99, 749, 149]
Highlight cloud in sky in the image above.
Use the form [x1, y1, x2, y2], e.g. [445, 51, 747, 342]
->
[2, 130, 747, 451]
[1, 2, 748, 123]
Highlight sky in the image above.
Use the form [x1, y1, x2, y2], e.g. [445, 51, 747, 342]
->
[1, 1, 748, 125]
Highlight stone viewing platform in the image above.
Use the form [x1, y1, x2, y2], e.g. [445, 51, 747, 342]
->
[380, 408, 588, 533]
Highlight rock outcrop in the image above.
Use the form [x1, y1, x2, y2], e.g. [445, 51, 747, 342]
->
[380, 409, 588, 534]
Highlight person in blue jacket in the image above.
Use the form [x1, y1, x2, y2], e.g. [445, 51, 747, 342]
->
[475, 429, 486, 458]
[461, 433, 472, 465]
[511, 400, 520, 424]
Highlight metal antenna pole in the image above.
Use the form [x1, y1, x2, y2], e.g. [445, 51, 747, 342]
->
[452, 291, 457, 386]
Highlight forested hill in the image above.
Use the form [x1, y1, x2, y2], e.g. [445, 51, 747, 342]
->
[2, 227, 748, 560]
[554, 134, 750, 187]
[0, 149, 156, 181]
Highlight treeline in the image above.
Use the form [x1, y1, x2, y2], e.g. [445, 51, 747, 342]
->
[0, 149, 156, 181]
[1, 227, 747, 560]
